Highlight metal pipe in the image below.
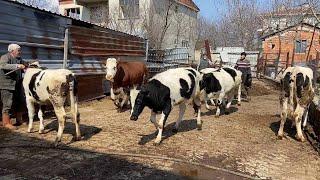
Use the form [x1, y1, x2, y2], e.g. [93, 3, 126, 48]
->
[0, 40, 63, 49]
[145, 39, 149, 62]
[63, 28, 69, 69]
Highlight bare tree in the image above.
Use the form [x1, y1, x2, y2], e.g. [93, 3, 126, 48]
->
[143, 0, 175, 49]
[16, 0, 59, 13]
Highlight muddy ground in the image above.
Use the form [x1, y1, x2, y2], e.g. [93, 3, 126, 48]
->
[0, 80, 319, 180]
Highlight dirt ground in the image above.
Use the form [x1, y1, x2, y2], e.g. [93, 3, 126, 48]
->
[0, 80, 319, 180]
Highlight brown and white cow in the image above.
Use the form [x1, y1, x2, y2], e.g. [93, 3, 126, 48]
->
[105, 58, 148, 113]
[278, 66, 315, 142]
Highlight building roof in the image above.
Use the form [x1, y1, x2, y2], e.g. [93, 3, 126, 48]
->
[6, 0, 144, 39]
[261, 22, 320, 40]
[177, 0, 200, 12]
[261, 3, 313, 17]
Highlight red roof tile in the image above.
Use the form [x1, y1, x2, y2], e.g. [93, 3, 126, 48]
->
[177, 0, 200, 12]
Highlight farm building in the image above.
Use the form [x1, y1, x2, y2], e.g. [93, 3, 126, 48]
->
[261, 23, 320, 67]
[58, 0, 199, 61]
[0, 0, 147, 102]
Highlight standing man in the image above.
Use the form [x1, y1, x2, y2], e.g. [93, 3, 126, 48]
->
[235, 52, 252, 101]
[0, 44, 28, 130]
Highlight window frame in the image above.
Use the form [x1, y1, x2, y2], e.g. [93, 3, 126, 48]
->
[295, 39, 307, 54]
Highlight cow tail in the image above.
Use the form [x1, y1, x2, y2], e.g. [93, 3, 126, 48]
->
[69, 73, 79, 122]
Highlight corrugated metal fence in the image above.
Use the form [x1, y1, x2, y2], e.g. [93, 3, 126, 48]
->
[0, 0, 147, 102]
[147, 48, 189, 75]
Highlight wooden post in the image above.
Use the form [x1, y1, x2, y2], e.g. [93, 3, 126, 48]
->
[306, 23, 318, 62]
[63, 28, 69, 69]
[204, 40, 212, 61]
[286, 52, 290, 68]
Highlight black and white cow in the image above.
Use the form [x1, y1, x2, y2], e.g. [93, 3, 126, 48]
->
[130, 67, 202, 145]
[200, 66, 242, 117]
[278, 66, 315, 142]
[23, 62, 80, 146]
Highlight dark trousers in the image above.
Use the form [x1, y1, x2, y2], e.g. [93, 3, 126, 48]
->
[1, 89, 13, 114]
[1, 81, 26, 115]
[241, 73, 252, 88]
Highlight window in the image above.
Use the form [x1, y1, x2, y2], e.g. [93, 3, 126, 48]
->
[295, 40, 307, 53]
[65, 8, 80, 19]
[269, 43, 275, 49]
[119, 0, 139, 19]
[182, 40, 189, 48]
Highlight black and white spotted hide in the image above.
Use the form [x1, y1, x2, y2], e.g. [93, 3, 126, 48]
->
[130, 67, 202, 145]
[23, 65, 81, 146]
[278, 66, 314, 142]
[200, 67, 242, 117]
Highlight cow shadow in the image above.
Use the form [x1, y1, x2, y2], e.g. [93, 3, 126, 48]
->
[201, 107, 238, 117]
[43, 120, 102, 142]
[138, 119, 198, 145]
[270, 119, 297, 140]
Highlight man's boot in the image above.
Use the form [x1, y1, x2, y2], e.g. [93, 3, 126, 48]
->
[14, 112, 27, 126]
[2, 113, 17, 130]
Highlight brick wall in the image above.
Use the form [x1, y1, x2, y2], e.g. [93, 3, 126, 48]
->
[262, 25, 320, 66]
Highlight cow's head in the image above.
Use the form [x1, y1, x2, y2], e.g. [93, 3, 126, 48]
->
[105, 58, 119, 82]
[130, 86, 147, 121]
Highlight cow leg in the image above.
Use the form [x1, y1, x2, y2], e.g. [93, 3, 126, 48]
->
[225, 94, 234, 115]
[172, 103, 186, 133]
[150, 111, 158, 129]
[54, 106, 67, 146]
[110, 87, 115, 100]
[73, 113, 81, 141]
[278, 98, 287, 139]
[237, 84, 242, 106]
[27, 100, 35, 133]
[302, 107, 309, 130]
[193, 98, 202, 130]
[38, 106, 45, 134]
[294, 105, 305, 142]
[215, 93, 225, 117]
[154, 102, 171, 146]
[204, 95, 214, 110]
[130, 87, 139, 115]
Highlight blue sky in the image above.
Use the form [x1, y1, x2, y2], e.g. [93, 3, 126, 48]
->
[194, 0, 272, 21]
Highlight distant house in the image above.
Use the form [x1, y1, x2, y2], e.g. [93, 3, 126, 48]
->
[261, 23, 320, 66]
[260, 3, 319, 35]
[58, 0, 199, 60]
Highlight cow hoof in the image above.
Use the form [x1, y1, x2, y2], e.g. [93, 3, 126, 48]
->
[172, 128, 178, 134]
[38, 129, 45, 134]
[197, 125, 202, 131]
[153, 142, 161, 146]
[237, 103, 241, 106]
[277, 135, 283, 140]
[27, 128, 33, 133]
[54, 138, 61, 147]
[296, 135, 305, 142]
[74, 136, 82, 141]
[225, 111, 230, 115]
[215, 115, 220, 118]
[54, 141, 60, 147]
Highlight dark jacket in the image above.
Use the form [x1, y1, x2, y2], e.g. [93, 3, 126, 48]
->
[0, 53, 27, 90]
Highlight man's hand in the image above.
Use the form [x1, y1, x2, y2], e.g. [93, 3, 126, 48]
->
[17, 64, 25, 69]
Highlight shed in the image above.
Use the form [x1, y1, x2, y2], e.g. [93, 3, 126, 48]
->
[0, 0, 147, 102]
